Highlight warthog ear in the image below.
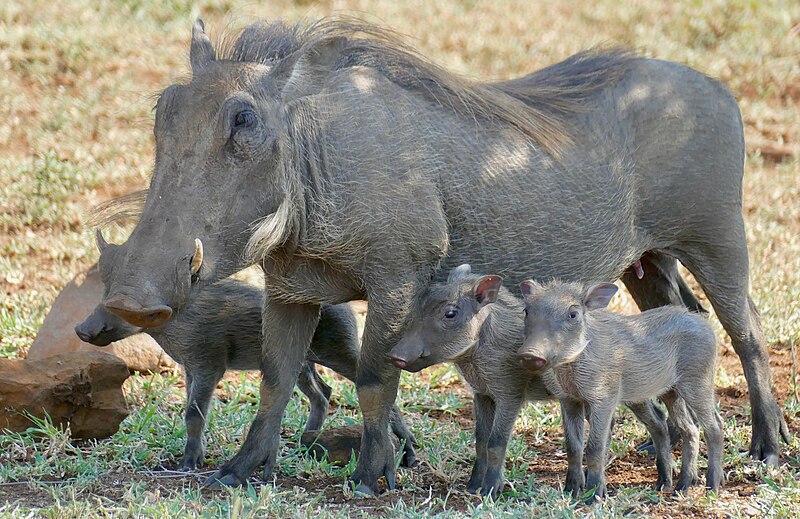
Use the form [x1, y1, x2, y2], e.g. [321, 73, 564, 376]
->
[281, 37, 347, 103]
[474, 275, 503, 306]
[95, 228, 109, 253]
[583, 282, 618, 310]
[447, 264, 472, 282]
[519, 279, 542, 298]
[190, 18, 215, 73]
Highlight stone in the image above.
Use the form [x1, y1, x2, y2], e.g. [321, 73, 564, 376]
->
[0, 350, 130, 439]
[300, 424, 399, 465]
[26, 264, 175, 372]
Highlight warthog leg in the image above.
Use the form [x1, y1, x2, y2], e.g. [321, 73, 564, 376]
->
[622, 250, 705, 455]
[673, 236, 790, 466]
[296, 362, 332, 433]
[350, 278, 426, 496]
[181, 367, 225, 470]
[204, 301, 321, 488]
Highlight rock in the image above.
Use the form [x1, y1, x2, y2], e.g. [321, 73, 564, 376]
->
[0, 350, 130, 439]
[300, 424, 399, 465]
[26, 264, 176, 372]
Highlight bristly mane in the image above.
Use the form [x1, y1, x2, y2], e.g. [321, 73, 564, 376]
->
[92, 18, 638, 230]
[218, 17, 638, 157]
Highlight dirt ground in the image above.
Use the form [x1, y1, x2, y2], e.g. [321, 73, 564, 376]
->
[0, 344, 796, 514]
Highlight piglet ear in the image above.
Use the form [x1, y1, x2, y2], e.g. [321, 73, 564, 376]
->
[583, 282, 618, 310]
[474, 275, 502, 306]
[447, 263, 472, 282]
[519, 279, 542, 298]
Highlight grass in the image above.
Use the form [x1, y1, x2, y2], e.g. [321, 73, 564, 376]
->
[0, 0, 798, 517]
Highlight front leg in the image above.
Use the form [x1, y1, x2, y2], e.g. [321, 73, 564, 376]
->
[296, 362, 332, 433]
[204, 300, 321, 487]
[584, 401, 617, 502]
[181, 367, 225, 470]
[350, 276, 429, 496]
[480, 397, 524, 499]
[560, 398, 586, 497]
[466, 393, 496, 493]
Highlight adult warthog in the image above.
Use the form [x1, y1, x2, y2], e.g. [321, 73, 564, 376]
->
[99, 18, 788, 493]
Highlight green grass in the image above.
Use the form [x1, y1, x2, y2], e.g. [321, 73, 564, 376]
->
[0, 369, 797, 517]
[0, 0, 798, 516]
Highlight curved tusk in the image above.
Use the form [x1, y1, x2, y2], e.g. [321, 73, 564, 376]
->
[96, 228, 109, 252]
[190, 238, 203, 275]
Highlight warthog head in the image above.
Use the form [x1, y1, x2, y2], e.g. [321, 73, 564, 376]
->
[518, 280, 618, 372]
[388, 264, 503, 372]
[99, 20, 343, 327]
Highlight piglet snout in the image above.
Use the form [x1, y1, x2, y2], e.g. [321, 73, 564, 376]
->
[518, 353, 547, 372]
[74, 325, 95, 344]
[389, 355, 408, 369]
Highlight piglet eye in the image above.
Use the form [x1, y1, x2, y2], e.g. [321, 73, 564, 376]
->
[444, 308, 459, 319]
[234, 110, 256, 129]
[568, 310, 578, 320]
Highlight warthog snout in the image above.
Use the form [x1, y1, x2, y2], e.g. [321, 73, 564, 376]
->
[388, 338, 428, 372]
[74, 324, 96, 344]
[103, 295, 173, 328]
[518, 352, 547, 372]
[388, 353, 410, 369]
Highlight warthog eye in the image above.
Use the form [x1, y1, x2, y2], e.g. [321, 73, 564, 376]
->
[444, 307, 459, 319]
[233, 110, 256, 129]
[568, 308, 579, 320]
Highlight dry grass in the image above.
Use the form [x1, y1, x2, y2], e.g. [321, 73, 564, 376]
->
[0, 0, 798, 517]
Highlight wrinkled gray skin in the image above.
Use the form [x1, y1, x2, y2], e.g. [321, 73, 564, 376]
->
[99, 18, 787, 493]
[78, 239, 416, 469]
[519, 280, 724, 500]
[388, 264, 666, 499]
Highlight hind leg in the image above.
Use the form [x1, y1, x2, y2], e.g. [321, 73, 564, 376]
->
[622, 251, 703, 454]
[296, 362, 332, 433]
[675, 385, 725, 491]
[662, 391, 700, 491]
[674, 242, 788, 465]
[628, 401, 673, 490]
[389, 406, 417, 468]
[622, 251, 707, 314]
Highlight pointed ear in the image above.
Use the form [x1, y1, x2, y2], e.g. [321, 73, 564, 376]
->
[95, 228, 109, 253]
[519, 279, 542, 298]
[474, 275, 503, 306]
[281, 37, 347, 103]
[583, 283, 618, 310]
[447, 264, 472, 282]
[190, 18, 215, 73]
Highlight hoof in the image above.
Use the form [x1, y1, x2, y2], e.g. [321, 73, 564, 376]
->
[400, 449, 417, 468]
[178, 457, 203, 471]
[353, 483, 379, 498]
[203, 471, 244, 488]
[654, 477, 672, 491]
[636, 440, 657, 457]
[761, 453, 780, 467]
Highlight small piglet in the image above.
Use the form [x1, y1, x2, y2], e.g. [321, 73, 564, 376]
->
[388, 264, 664, 498]
[519, 279, 723, 498]
[77, 276, 416, 470]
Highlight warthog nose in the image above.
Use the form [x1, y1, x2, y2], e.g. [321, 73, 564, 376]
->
[103, 295, 173, 328]
[74, 326, 94, 343]
[388, 353, 408, 369]
[518, 353, 547, 372]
